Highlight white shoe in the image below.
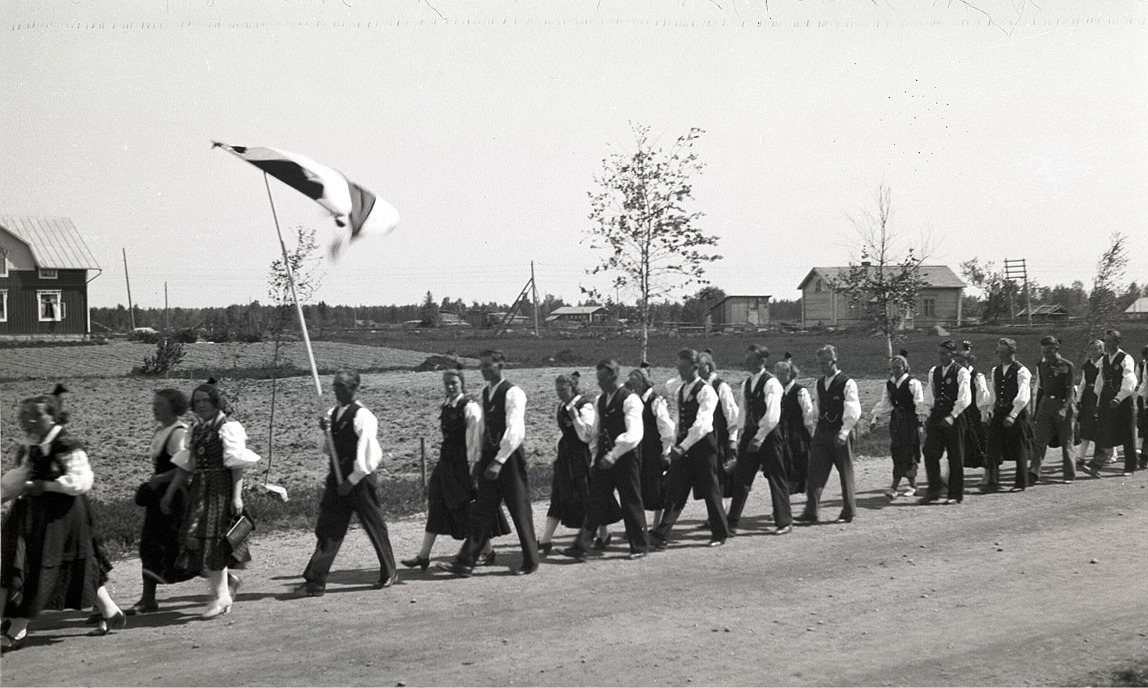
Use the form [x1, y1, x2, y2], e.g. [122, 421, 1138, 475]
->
[901, 485, 918, 497]
[885, 488, 898, 499]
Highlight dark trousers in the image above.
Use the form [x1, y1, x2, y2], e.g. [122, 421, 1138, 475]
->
[458, 453, 539, 569]
[728, 433, 791, 529]
[656, 445, 729, 542]
[581, 454, 648, 554]
[1031, 398, 1076, 480]
[803, 427, 856, 520]
[923, 416, 965, 500]
[891, 449, 919, 484]
[987, 410, 1030, 489]
[303, 473, 396, 589]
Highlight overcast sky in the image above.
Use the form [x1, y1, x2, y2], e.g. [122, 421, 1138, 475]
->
[2, 0, 1145, 309]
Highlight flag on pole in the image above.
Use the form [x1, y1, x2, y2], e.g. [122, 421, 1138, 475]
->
[212, 141, 399, 257]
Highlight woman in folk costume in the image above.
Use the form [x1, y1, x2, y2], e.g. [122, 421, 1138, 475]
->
[1074, 339, 1105, 468]
[1, 387, 126, 653]
[160, 380, 259, 619]
[129, 389, 197, 614]
[868, 351, 923, 499]
[774, 354, 815, 497]
[402, 370, 506, 570]
[626, 364, 676, 529]
[954, 343, 992, 486]
[538, 372, 616, 554]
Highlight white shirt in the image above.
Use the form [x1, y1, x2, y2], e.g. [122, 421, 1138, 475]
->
[15, 424, 94, 495]
[706, 372, 741, 444]
[869, 374, 924, 424]
[641, 388, 677, 455]
[1093, 349, 1139, 403]
[150, 420, 188, 462]
[321, 403, 383, 485]
[739, 370, 783, 444]
[559, 394, 597, 446]
[971, 370, 992, 416]
[783, 380, 818, 436]
[173, 412, 261, 472]
[921, 363, 972, 419]
[487, 379, 527, 465]
[446, 394, 484, 467]
[988, 362, 1032, 421]
[677, 377, 718, 452]
[812, 371, 862, 440]
[589, 388, 645, 461]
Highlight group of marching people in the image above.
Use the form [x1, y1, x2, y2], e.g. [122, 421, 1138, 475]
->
[2, 332, 1145, 654]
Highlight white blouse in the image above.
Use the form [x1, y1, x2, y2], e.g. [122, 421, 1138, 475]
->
[172, 412, 261, 471]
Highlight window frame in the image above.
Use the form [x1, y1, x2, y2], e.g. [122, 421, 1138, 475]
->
[38, 268, 59, 279]
[0, 289, 7, 322]
[37, 289, 64, 322]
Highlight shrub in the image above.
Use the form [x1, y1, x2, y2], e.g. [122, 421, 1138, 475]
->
[132, 338, 186, 376]
[554, 348, 579, 364]
[173, 327, 199, 343]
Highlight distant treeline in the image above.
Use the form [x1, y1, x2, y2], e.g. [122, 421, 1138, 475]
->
[91, 289, 804, 340]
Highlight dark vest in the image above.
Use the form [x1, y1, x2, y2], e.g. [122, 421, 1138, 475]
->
[1037, 357, 1074, 403]
[780, 383, 806, 432]
[1082, 359, 1100, 397]
[639, 391, 664, 457]
[1101, 351, 1128, 401]
[711, 377, 730, 446]
[482, 380, 520, 461]
[887, 377, 916, 412]
[153, 423, 186, 474]
[817, 373, 851, 431]
[742, 371, 772, 435]
[677, 379, 717, 451]
[931, 365, 960, 416]
[440, 396, 469, 452]
[557, 396, 593, 445]
[597, 388, 636, 461]
[993, 364, 1021, 412]
[330, 402, 362, 476]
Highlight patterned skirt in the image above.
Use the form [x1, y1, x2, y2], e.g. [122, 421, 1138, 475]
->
[177, 468, 250, 572]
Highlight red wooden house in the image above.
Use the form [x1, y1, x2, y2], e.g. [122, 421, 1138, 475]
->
[0, 216, 102, 339]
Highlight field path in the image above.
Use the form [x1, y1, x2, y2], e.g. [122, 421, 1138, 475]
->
[3, 458, 1146, 686]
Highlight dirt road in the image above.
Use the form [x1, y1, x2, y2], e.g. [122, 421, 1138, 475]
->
[3, 458, 1146, 687]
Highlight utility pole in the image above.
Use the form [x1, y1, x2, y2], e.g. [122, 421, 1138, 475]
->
[530, 261, 540, 337]
[164, 281, 169, 330]
[1004, 258, 1032, 328]
[122, 248, 136, 330]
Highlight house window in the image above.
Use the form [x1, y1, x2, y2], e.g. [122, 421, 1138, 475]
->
[815, 280, 823, 293]
[0, 290, 7, 322]
[38, 290, 64, 321]
[39, 268, 58, 279]
[0, 251, 9, 277]
[922, 298, 936, 317]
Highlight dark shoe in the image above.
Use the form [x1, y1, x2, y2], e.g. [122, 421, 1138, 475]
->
[84, 609, 103, 625]
[727, 527, 738, 537]
[373, 571, 399, 589]
[1028, 472, 1040, 485]
[834, 515, 853, 524]
[649, 532, 668, 551]
[1, 632, 26, 653]
[942, 498, 962, 505]
[794, 513, 818, 524]
[435, 560, 473, 578]
[772, 525, 793, 535]
[124, 600, 159, 616]
[292, 582, 326, 598]
[1008, 486, 1025, 492]
[90, 611, 127, 636]
[559, 546, 588, 562]
[707, 539, 725, 547]
[514, 564, 538, 576]
[627, 551, 647, 560]
[400, 555, 431, 571]
[591, 533, 613, 551]
[475, 551, 497, 567]
[917, 495, 939, 505]
[539, 542, 553, 557]
[1081, 465, 1100, 478]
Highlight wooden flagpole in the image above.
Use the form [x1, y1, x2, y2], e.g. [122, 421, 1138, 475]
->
[263, 173, 344, 485]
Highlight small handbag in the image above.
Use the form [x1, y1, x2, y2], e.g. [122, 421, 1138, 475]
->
[226, 510, 255, 549]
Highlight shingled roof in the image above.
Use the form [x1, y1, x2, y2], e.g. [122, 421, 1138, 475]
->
[798, 264, 964, 290]
[0, 216, 101, 270]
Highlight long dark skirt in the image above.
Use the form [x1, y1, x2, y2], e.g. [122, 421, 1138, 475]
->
[548, 438, 592, 528]
[176, 468, 250, 572]
[136, 482, 196, 583]
[1, 493, 105, 618]
[888, 408, 921, 478]
[780, 425, 810, 495]
[639, 444, 668, 511]
[960, 408, 989, 469]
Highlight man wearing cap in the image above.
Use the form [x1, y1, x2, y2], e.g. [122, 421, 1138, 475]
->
[986, 338, 1033, 491]
[726, 344, 788, 536]
[918, 340, 971, 504]
[796, 344, 861, 524]
[1085, 329, 1140, 476]
[1030, 335, 1076, 484]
